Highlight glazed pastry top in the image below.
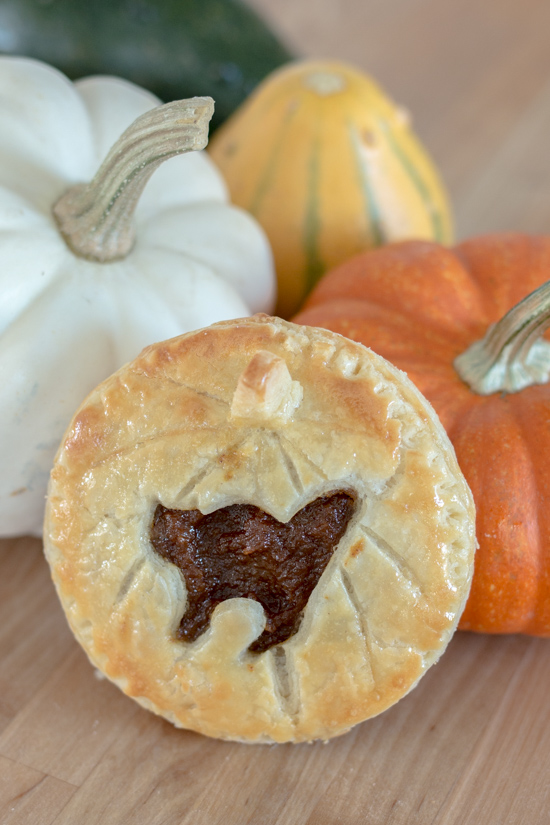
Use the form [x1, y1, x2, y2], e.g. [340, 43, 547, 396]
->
[44, 315, 476, 743]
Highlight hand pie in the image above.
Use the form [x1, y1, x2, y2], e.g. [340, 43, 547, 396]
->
[44, 315, 476, 743]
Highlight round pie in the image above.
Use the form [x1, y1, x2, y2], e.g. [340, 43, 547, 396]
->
[44, 315, 476, 742]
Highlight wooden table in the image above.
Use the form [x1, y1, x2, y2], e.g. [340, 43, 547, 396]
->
[2, 0, 550, 822]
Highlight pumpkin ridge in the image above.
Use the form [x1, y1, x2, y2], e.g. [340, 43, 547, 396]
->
[416, 378, 477, 436]
[0, 228, 68, 336]
[296, 298, 471, 373]
[455, 395, 541, 634]
[508, 388, 550, 634]
[301, 241, 488, 340]
[454, 234, 550, 327]
[0, 255, 103, 347]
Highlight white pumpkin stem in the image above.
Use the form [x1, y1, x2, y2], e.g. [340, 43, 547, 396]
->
[52, 96, 214, 262]
[454, 279, 550, 394]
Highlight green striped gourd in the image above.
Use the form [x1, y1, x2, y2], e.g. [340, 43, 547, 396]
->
[208, 59, 453, 318]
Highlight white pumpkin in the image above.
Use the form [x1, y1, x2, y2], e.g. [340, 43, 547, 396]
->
[0, 57, 275, 537]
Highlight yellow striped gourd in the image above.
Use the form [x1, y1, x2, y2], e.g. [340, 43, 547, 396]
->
[208, 59, 453, 318]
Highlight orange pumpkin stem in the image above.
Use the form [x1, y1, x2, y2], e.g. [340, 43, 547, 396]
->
[52, 97, 214, 263]
[454, 279, 550, 394]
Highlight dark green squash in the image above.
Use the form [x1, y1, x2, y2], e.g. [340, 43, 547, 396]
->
[0, 0, 293, 129]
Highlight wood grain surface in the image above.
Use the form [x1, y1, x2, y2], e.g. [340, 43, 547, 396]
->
[2, 0, 550, 822]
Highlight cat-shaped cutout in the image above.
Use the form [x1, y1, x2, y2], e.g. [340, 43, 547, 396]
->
[151, 492, 356, 652]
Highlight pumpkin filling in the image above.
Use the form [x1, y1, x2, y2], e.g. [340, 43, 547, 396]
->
[150, 492, 356, 652]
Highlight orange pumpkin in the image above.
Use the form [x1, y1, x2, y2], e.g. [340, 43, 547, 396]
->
[294, 233, 550, 635]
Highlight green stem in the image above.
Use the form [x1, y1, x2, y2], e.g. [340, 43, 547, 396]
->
[52, 96, 214, 262]
[454, 280, 550, 395]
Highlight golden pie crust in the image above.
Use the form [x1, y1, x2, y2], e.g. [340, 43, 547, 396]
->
[44, 315, 476, 743]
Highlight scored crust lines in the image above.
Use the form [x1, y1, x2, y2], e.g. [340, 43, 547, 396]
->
[270, 645, 300, 721]
[339, 566, 377, 682]
[114, 555, 147, 605]
[270, 432, 305, 495]
[359, 524, 424, 599]
[175, 463, 216, 502]
[145, 371, 230, 407]
[275, 432, 329, 484]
